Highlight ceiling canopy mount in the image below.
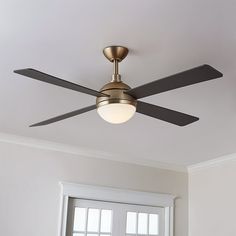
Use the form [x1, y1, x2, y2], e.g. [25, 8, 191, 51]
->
[103, 46, 129, 62]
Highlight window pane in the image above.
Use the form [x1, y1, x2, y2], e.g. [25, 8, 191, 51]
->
[73, 234, 85, 236]
[101, 234, 111, 236]
[126, 212, 137, 234]
[149, 214, 159, 235]
[73, 208, 87, 231]
[87, 209, 100, 232]
[101, 210, 112, 233]
[138, 213, 148, 234]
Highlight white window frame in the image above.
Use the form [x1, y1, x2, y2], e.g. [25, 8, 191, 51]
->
[58, 182, 176, 236]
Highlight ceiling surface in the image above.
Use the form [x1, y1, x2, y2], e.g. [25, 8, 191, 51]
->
[1, 0, 236, 168]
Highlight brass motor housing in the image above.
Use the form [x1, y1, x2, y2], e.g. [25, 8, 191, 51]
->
[96, 81, 137, 108]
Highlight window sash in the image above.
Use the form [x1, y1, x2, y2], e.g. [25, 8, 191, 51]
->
[67, 198, 165, 236]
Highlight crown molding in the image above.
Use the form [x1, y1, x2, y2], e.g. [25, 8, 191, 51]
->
[0, 132, 187, 173]
[188, 152, 236, 173]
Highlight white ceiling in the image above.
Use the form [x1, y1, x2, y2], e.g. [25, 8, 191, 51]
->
[1, 0, 236, 168]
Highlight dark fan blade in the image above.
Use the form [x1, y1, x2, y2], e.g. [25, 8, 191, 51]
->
[14, 68, 109, 97]
[125, 65, 223, 99]
[136, 101, 199, 126]
[30, 105, 96, 127]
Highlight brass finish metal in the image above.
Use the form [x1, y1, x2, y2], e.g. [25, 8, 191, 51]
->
[103, 46, 129, 62]
[96, 81, 137, 109]
[112, 60, 121, 82]
[99, 81, 131, 91]
[103, 46, 129, 82]
[112, 74, 121, 82]
[97, 46, 136, 109]
[113, 60, 119, 74]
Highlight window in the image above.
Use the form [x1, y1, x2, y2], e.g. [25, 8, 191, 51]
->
[59, 183, 175, 236]
[66, 199, 164, 236]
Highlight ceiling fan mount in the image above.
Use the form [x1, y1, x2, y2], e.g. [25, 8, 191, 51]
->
[97, 46, 137, 121]
[103, 45, 129, 62]
[14, 45, 223, 127]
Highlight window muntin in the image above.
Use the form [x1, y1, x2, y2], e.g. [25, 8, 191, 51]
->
[126, 212, 159, 236]
[67, 199, 164, 236]
[72, 206, 113, 236]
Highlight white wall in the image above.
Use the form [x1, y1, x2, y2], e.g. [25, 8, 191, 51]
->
[189, 156, 236, 236]
[0, 141, 188, 236]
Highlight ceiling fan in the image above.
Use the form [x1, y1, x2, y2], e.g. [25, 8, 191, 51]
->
[14, 46, 223, 127]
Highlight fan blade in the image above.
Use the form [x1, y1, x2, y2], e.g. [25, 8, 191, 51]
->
[14, 68, 109, 97]
[125, 65, 223, 99]
[30, 105, 96, 127]
[136, 101, 199, 126]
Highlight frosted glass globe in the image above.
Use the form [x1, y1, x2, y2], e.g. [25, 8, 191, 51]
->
[97, 103, 136, 124]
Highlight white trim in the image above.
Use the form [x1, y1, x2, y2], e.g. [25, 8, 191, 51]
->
[0, 132, 187, 173]
[59, 182, 175, 236]
[61, 182, 176, 207]
[164, 207, 174, 236]
[188, 152, 236, 173]
[59, 194, 68, 236]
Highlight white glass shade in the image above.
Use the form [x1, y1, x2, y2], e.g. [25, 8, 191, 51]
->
[97, 103, 136, 124]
